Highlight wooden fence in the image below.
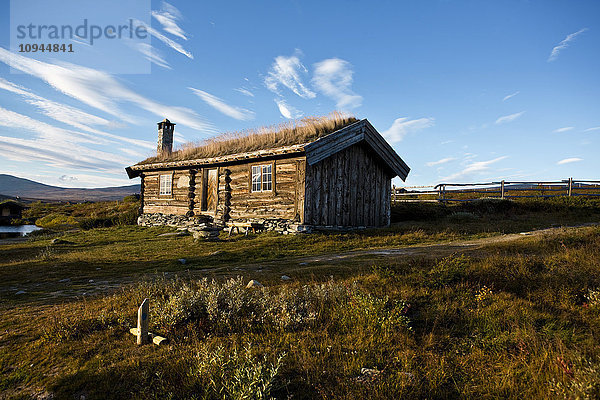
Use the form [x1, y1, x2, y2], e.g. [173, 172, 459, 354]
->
[392, 179, 600, 203]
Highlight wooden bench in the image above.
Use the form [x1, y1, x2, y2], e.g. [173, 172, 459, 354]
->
[227, 222, 264, 236]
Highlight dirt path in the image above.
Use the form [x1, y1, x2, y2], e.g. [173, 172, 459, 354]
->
[258, 222, 600, 267]
[3, 223, 599, 304]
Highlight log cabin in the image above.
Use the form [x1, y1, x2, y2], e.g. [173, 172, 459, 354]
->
[125, 115, 410, 231]
[0, 200, 26, 225]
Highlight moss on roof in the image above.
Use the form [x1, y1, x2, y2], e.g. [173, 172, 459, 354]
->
[138, 112, 358, 165]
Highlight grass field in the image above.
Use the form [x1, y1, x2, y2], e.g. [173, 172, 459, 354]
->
[2, 198, 600, 399]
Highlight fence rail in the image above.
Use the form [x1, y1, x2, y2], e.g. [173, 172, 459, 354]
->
[392, 178, 600, 203]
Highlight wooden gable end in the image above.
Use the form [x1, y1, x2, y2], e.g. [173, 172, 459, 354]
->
[303, 119, 410, 181]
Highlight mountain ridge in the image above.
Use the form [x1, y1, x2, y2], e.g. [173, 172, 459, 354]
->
[0, 174, 140, 202]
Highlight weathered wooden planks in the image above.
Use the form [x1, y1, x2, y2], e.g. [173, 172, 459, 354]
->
[302, 142, 391, 227]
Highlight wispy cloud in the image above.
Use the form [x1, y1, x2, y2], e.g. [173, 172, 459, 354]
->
[0, 108, 133, 172]
[152, 2, 188, 41]
[584, 126, 600, 132]
[234, 88, 254, 97]
[133, 20, 193, 59]
[557, 157, 583, 165]
[136, 43, 171, 69]
[553, 126, 574, 133]
[275, 99, 302, 119]
[426, 157, 456, 167]
[0, 48, 214, 133]
[502, 91, 520, 102]
[442, 156, 508, 182]
[495, 111, 525, 124]
[265, 51, 316, 99]
[0, 105, 98, 144]
[548, 28, 588, 62]
[189, 88, 255, 121]
[312, 58, 362, 109]
[382, 117, 434, 143]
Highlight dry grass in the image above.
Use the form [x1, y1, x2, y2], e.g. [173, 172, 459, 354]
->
[139, 111, 358, 165]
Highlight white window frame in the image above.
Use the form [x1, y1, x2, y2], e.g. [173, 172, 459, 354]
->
[159, 174, 172, 196]
[251, 164, 272, 192]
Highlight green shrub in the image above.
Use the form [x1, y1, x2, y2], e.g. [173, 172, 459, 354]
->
[446, 211, 479, 223]
[427, 254, 470, 288]
[188, 343, 285, 400]
[149, 277, 354, 336]
[35, 213, 77, 228]
[391, 202, 449, 222]
[337, 292, 411, 333]
[461, 198, 515, 215]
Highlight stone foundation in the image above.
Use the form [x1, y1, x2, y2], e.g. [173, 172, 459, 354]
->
[138, 213, 213, 228]
[138, 213, 312, 234]
[237, 218, 313, 234]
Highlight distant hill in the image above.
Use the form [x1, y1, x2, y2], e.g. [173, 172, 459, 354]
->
[0, 174, 140, 202]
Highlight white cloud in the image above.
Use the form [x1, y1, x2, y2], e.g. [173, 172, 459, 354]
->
[312, 58, 362, 109]
[265, 51, 316, 99]
[133, 20, 193, 59]
[502, 91, 520, 102]
[382, 117, 434, 143]
[584, 126, 600, 132]
[0, 48, 214, 133]
[234, 88, 254, 97]
[152, 2, 188, 41]
[136, 43, 171, 69]
[495, 111, 525, 124]
[0, 78, 155, 150]
[275, 99, 302, 119]
[442, 156, 508, 182]
[557, 157, 583, 165]
[0, 105, 101, 144]
[59, 175, 78, 182]
[189, 88, 255, 121]
[0, 128, 131, 173]
[426, 157, 456, 167]
[553, 126, 574, 133]
[548, 28, 588, 62]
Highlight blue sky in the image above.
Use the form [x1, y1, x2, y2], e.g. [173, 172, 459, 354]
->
[0, 0, 598, 188]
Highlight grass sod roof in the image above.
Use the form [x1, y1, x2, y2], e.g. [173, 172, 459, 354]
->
[0, 200, 26, 208]
[137, 112, 358, 166]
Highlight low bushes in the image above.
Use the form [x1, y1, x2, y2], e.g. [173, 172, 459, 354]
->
[25, 197, 140, 230]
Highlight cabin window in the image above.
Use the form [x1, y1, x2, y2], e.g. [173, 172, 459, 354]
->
[251, 164, 272, 192]
[159, 174, 172, 196]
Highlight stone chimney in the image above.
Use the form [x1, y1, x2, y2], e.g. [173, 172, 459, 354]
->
[157, 118, 175, 156]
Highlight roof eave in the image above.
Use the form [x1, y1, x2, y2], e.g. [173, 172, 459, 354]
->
[125, 144, 307, 178]
[304, 119, 411, 181]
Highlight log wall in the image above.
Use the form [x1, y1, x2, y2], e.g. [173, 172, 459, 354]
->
[143, 170, 192, 215]
[141, 144, 392, 228]
[142, 156, 305, 221]
[304, 143, 391, 227]
[215, 156, 305, 221]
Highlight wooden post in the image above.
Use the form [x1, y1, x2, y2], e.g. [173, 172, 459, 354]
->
[568, 177, 573, 197]
[442, 185, 446, 203]
[501, 180, 505, 199]
[137, 298, 149, 345]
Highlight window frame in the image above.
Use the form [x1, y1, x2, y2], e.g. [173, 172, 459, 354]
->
[159, 173, 173, 196]
[249, 162, 274, 193]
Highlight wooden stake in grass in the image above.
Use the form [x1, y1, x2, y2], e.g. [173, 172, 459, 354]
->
[137, 298, 149, 345]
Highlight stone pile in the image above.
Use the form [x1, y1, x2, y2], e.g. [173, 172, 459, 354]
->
[138, 213, 212, 227]
[240, 218, 313, 235]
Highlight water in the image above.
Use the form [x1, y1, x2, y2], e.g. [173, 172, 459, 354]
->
[0, 225, 43, 239]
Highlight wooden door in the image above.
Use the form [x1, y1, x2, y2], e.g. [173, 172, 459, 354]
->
[206, 169, 218, 212]
[295, 160, 306, 223]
